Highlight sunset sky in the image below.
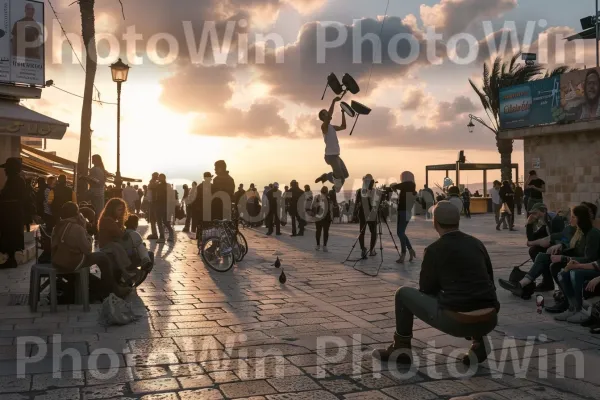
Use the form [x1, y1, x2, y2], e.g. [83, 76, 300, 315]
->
[27, 0, 598, 193]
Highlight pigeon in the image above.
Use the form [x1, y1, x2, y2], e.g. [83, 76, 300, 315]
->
[272, 257, 281, 268]
[279, 270, 287, 284]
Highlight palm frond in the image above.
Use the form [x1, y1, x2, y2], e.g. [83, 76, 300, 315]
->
[469, 79, 491, 111]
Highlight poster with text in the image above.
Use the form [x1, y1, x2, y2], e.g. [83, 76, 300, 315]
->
[9, 0, 44, 85]
[0, 0, 10, 81]
[560, 67, 600, 123]
[499, 77, 561, 129]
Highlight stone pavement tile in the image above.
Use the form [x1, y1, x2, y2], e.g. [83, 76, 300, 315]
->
[319, 378, 362, 394]
[382, 384, 439, 400]
[214, 331, 271, 346]
[266, 390, 339, 400]
[33, 388, 80, 400]
[133, 366, 168, 380]
[324, 362, 366, 376]
[0, 375, 31, 393]
[286, 354, 328, 367]
[419, 380, 473, 396]
[31, 373, 85, 390]
[266, 375, 322, 392]
[85, 367, 135, 386]
[229, 344, 312, 358]
[220, 380, 277, 398]
[173, 336, 223, 351]
[201, 359, 249, 372]
[125, 352, 180, 367]
[176, 350, 230, 363]
[128, 338, 180, 353]
[495, 389, 542, 400]
[209, 370, 240, 383]
[0, 393, 28, 400]
[139, 393, 179, 400]
[301, 365, 330, 379]
[129, 377, 180, 394]
[160, 327, 233, 337]
[449, 392, 506, 400]
[177, 374, 213, 389]
[343, 390, 395, 400]
[350, 373, 399, 389]
[524, 386, 585, 400]
[458, 377, 509, 392]
[178, 388, 224, 400]
[174, 321, 221, 329]
[168, 363, 205, 377]
[89, 339, 130, 354]
[82, 383, 128, 399]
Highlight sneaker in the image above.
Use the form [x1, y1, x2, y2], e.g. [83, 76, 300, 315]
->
[554, 309, 577, 321]
[156, 238, 166, 244]
[315, 173, 328, 184]
[323, 246, 329, 252]
[545, 300, 569, 314]
[372, 333, 412, 363]
[315, 245, 321, 251]
[147, 234, 158, 240]
[167, 237, 174, 242]
[369, 250, 377, 257]
[566, 311, 589, 324]
[361, 248, 368, 260]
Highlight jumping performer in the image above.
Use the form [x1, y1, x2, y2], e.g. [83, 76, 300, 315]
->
[315, 97, 349, 193]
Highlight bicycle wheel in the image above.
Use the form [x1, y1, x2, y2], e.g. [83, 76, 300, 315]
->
[201, 236, 235, 272]
[236, 231, 248, 256]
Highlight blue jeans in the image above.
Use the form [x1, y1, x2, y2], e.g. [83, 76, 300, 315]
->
[525, 253, 553, 282]
[558, 269, 600, 310]
[324, 155, 349, 186]
[397, 210, 412, 254]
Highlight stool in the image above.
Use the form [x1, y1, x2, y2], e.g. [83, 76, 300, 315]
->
[29, 263, 90, 313]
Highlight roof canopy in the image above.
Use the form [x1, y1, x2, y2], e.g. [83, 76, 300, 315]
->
[0, 101, 68, 140]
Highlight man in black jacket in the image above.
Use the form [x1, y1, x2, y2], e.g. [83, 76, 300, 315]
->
[289, 180, 306, 236]
[211, 160, 235, 221]
[266, 183, 282, 235]
[372, 201, 499, 366]
[521, 203, 565, 291]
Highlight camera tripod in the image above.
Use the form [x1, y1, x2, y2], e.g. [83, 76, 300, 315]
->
[343, 207, 402, 277]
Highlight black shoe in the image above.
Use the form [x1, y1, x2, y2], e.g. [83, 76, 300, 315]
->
[498, 279, 534, 299]
[315, 173, 327, 184]
[182, 228, 190, 233]
[276, 232, 282, 236]
[545, 300, 569, 314]
[0, 257, 17, 269]
[360, 248, 368, 260]
[462, 338, 490, 366]
[496, 226, 501, 231]
[298, 232, 304, 236]
[535, 280, 555, 292]
[291, 233, 297, 237]
[266, 231, 273, 236]
[581, 317, 596, 327]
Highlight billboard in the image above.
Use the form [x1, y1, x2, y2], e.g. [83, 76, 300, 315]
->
[560, 67, 600, 123]
[0, 0, 44, 86]
[499, 76, 561, 129]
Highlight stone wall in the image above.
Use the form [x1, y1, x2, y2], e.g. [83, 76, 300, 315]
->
[524, 130, 600, 212]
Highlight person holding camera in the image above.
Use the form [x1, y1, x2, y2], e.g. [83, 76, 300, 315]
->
[391, 171, 417, 264]
[355, 174, 378, 259]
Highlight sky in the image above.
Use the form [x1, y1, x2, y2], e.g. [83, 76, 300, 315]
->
[25, 0, 600, 193]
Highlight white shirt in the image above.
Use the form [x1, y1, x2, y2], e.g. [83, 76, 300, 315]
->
[490, 187, 501, 205]
[123, 186, 138, 206]
[324, 124, 340, 156]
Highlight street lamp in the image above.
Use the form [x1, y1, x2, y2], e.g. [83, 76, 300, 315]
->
[109, 58, 130, 197]
[467, 118, 475, 133]
[467, 114, 497, 135]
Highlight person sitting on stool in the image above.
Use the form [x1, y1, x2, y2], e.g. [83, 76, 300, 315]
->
[372, 201, 499, 365]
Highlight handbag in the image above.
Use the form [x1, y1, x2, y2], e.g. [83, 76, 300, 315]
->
[500, 203, 512, 214]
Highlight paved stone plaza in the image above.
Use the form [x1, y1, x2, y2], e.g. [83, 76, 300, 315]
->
[1, 214, 599, 399]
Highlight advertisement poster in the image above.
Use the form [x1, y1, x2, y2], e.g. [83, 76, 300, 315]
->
[9, 0, 44, 85]
[560, 67, 600, 123]
[499, 76, 561, 129]
[0, 0, 9, 81]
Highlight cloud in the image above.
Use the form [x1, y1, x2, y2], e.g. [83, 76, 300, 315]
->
[192, 98, 291, 137]
[420, 0, 517, 36]
[401, 87, 427, 110]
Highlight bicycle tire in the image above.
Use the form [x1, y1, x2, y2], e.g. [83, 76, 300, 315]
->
[132, 268, 150, 287]
[236, 231, 249, 256]
[201, 236, 235, 272]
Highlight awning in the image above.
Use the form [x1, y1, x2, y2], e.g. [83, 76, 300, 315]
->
[0, 100, 69, 140]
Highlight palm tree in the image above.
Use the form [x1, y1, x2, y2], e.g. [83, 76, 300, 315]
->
[76, 0, 97, 194]
[469, 52, 543, 182]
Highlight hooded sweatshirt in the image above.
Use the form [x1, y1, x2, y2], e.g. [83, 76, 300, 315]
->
[51, 215, 92, 272]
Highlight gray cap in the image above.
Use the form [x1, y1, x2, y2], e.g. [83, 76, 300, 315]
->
[434, 201, 460, 225]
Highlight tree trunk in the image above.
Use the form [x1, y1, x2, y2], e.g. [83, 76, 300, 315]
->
[77, 0, 97, 197]
[497, 138, 513, 183]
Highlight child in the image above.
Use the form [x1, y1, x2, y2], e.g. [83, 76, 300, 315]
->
[124, 215, 153, 269]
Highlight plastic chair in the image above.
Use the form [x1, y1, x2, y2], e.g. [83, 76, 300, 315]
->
[29, 258, 90, 313]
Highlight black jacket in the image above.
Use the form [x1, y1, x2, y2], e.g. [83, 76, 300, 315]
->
[51, 183, 74, 216]
[354, 189, 377, 222]
[419, 231, 500, 313]
[526, 212, 565, 241]
[499, 185, 515, 208]
[290, 186, 304, 215]
[211, 172, 235, 220]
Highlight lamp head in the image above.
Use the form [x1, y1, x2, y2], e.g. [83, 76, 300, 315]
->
[110, 58, 130, 83]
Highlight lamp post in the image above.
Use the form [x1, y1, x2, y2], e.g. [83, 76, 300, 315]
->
[110, 58, 130, 197]
[467, 114, 497, 135]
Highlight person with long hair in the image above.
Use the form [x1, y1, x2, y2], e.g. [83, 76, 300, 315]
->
[313, 186, 333, 252]
[88, 155, 107, 219]
[500, 204, 600, 304]
[391, 171, 417, 263]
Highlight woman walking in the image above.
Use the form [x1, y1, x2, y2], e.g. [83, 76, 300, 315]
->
[392, 171, 417, 263]
[313, 186, 333, 252]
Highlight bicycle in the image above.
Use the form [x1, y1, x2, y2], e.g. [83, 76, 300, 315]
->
[199, 219, 247, 272]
